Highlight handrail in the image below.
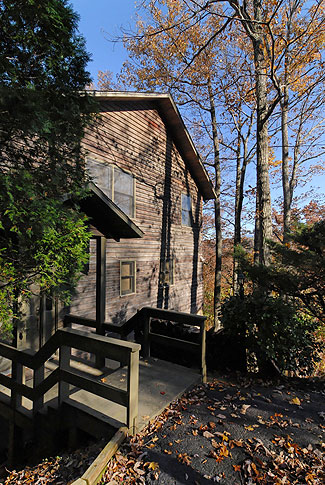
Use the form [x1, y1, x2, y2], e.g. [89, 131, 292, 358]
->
[140, 307, 207, 383]
[65, 306, 207, 382]
[0, 328, 140, 433]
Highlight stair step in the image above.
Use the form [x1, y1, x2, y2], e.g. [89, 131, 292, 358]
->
[61, 398, 122, 440]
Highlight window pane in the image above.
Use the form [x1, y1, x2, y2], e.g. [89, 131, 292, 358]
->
[114, 167, 133, 195]
[182, 194, 191, 210]
[159, 258, 174, 285]
[182, 210, 192, 226]
[121, 261, 132, 277]
[87, 159, 112, 198]
[114, 192, 134, 217]
[121, 278, 132, 293]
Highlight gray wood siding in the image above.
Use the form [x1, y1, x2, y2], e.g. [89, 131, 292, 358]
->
[70, 100, 203, 323]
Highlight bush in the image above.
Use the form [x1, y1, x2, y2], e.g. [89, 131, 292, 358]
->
[221, 294, 323, 375]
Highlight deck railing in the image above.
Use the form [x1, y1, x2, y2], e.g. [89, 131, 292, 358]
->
[0, 328, 140, 433]
[65, 306, 207, 383]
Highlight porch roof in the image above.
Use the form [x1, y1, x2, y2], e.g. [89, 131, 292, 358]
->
[80, 183, 144, 241]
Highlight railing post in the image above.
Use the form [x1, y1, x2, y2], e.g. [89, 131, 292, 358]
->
[127, 349, 139, 434]
[95, 236, 106, 368]
[33, 365, 44, 415]
[59, 345, 70, 404]
[200, 320, 207, 384]
[11, 362, 24, 410]
[142, 310, 150, 359]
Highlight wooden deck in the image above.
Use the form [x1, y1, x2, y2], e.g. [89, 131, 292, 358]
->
[0, 355, 199, 432]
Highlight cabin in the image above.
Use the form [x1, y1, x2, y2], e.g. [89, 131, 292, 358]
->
[18, 91, 215, 350]
[0, 92, 216, 466]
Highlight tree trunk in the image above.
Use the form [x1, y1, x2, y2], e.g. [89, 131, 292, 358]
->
[234, 128, 249, 294]
[233, 128, 242, 295]
[208, 78, 222, 330]
[253, 0, 273, 266]
[281, 83, 291, 242]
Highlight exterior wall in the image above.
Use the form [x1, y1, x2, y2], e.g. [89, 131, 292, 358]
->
[70, 100, 204, 324]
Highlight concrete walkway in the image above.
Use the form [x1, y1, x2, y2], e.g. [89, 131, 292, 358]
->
[69, 357, 201, 431]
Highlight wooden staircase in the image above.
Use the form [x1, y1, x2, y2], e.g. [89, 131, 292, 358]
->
[0, 306, 206, 466]
[0, 328, 140, 465]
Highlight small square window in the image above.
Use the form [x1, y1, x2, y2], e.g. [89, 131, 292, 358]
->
[181, 194, 192, 226]
[120, 261, 136, 296]
[159, 258, 174, 286]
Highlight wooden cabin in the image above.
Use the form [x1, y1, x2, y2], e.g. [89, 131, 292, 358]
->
[18, 92, 215, 350]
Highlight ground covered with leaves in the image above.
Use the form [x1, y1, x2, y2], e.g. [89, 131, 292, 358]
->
[102, 374, 324, 485]
[1, 374, 324, 484]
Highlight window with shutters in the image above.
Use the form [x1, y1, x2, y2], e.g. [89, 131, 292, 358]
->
[120, 261, 136, 296]
[87, 158, 135, 218]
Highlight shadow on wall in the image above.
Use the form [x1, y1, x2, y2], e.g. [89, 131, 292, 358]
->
[143, 261, 158, 299]
[157, 134, 172, 310]
[184, 168, 201, 314]
[111, 302, 129, 325]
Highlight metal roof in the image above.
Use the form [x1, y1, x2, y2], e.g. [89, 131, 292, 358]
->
[88, 91, 216, 201]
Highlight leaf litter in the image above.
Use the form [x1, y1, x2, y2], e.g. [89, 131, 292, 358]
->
[1, 374, 324, 484]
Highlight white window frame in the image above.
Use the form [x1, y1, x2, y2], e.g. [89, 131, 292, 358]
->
[120, 260, 136, 296]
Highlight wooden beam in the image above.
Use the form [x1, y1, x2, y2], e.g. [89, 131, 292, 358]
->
[141, 306, 206, 326]
[96, 236, 107, 336]
[127, 350, 139, 434]
[149, 332, 200, 353]
[60, 369, 128, 407]
[200, 322, 207, 384]
[96, 236, 106, 368]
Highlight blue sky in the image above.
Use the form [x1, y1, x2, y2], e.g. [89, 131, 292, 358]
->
[70, 1, 136, 81]
[70, 0, 324, 209]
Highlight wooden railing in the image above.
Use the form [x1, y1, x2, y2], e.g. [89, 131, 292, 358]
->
[65, 306, 207, 383]
[0, 328, 140, 433]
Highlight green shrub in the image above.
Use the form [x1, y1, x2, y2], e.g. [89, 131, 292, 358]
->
[221, 294, 323, 375]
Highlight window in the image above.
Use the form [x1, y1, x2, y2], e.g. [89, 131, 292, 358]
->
[181, 194, 192, 226]
[120, 261, 136, 296]
[159, 258, 174, 286]
[87, 158, 135, 218]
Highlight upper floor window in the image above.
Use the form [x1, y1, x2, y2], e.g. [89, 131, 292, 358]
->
[181, 193, 192, 226]
[87, 158, 135, 218]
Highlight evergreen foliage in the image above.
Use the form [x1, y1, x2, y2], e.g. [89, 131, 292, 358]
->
[237, 220, 325, 323]
[221, 294, 322, 375]
[0, 0, 95, 338]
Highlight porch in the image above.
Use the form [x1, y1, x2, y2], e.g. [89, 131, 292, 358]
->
[0, 307, 206, 466]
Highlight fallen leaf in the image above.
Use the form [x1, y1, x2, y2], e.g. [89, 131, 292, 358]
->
[240, 404, 251, 414]
[203, 430, 215, 439]
[290, 397, 301, 405]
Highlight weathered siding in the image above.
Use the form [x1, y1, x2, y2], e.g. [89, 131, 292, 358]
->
[70, 100, 204, 323]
